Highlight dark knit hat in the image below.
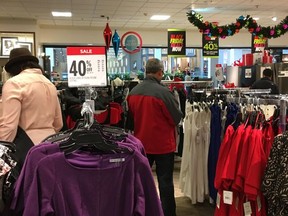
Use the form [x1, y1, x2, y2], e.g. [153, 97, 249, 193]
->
[5, 48, 39, 73]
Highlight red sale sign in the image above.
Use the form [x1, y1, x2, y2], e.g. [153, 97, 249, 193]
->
[67, 47, 107, 87]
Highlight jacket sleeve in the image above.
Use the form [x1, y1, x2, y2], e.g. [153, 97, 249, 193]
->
[162, 90, 183, 125]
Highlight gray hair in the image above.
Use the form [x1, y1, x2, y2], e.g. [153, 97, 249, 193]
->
[146, 58, 164, 74]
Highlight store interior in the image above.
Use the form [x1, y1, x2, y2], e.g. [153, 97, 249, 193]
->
[0, 0, 288, 215]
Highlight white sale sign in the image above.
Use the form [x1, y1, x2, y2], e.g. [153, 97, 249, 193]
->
[67, 47, 107, 87]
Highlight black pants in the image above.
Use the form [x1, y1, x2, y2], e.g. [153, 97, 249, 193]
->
[147, 153, 176, 216]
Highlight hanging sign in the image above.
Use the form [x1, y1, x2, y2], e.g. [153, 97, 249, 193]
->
[202, 34, 219, 58]
[252, 35, 268, 53]
[67, 46, 107, 87]
[168, 29, 186, 56]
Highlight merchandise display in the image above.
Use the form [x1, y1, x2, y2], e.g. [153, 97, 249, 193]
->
[1, 2, 288, 215]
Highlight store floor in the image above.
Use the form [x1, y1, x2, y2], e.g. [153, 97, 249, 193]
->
[152, 160, 215, 216]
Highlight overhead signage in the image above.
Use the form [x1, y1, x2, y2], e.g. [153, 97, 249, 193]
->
[168, 29, 186, 56]
[202, 34, 219, 58]
[67, 46, 107, 87]
[252, 35, 268, 53]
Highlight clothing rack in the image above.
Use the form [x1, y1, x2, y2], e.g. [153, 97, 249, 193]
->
[161, 80, 213, 85]
[226, 93, 288, 133]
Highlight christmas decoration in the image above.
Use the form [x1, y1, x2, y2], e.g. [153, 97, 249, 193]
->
[112, 30, 120, 57]
[103, 18, 112, 51]
[187, 10, 288, 39]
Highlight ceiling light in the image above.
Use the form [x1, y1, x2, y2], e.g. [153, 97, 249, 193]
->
[150, 15, 170, 21]
[52, 11, 72, 17]
[272, 16, 277, 21]
[253, 17, 259, 21]
[193, 7, 215, 13]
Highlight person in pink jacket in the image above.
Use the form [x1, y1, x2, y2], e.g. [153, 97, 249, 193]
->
[0, 48, 63, 145]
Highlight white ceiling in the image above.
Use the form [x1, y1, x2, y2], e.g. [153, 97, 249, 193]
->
[0, 0, 287, 30]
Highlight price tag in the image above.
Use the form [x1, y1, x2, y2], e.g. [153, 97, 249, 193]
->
[67, 47, 107, 87]
[223, 190, 233, 205]
[243, 201, 252, 216]
[245, 68, 252, 78]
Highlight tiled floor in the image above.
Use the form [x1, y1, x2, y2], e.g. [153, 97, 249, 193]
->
[152, 160, 215, 216]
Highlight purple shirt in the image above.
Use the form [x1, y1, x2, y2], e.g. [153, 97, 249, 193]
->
[11, 135, 162, 216]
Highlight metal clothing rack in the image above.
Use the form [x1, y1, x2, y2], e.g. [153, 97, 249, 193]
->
[161, 80, 213, 86]
[81, 87, 97, 129]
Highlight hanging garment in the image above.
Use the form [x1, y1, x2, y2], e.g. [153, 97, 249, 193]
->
[208, 104, 222, 202]
[180, 101, 211, 204]
[9, 129, 164, 216]
[262, 132, 288, 216]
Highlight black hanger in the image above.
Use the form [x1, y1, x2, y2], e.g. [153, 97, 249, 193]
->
[59, 119, 129, 153]
[60, 128, 131, 155]
[231, 111, 243, 130]
[41, 119, 86, 143]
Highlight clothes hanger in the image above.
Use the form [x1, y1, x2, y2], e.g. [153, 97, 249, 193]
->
[59, 128, 131, 155]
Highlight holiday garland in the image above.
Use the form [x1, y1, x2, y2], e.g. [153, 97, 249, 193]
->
[187, 10, 288, 39]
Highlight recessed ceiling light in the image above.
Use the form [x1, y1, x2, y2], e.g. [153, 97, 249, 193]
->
[253, 17, 259, 21]
[52, 11, 72, 17]
[272, 16, 277, 21]
[150, 15, 170, 21]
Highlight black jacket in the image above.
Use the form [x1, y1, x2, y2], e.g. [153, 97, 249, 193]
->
[250, 77, 279, 94]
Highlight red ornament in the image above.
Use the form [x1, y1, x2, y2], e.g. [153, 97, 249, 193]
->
[218, 28, 223, 33]
[103, 22, 112, 50]
[205, 21, 209, 26]
[235, 29, 239, 33]
[236, 22, 241, 27]
[249, 28, 254, 33]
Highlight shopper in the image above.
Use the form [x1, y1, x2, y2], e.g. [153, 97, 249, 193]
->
[184, 71, 192, 95]
[250, 68, 279, 94]
[0, 48, 63, 145]
[127, 58, 183, 216]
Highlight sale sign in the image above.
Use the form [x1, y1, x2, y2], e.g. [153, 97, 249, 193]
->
[202, 34, 219, 58]
[67, 47, 107, 87]
[167, 29, 186, 56]
[252, 35, 268, 53]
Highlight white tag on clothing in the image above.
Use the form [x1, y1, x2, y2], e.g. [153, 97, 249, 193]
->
[223, 190, 233, 205]
[109, 158, 125, 163]
[243, 201, 252, 216]
[257, 195, 262, 211]
[216, 192, 220, 209]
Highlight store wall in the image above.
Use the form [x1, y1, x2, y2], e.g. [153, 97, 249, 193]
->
[1, 18, 288, 52]
[38, 26, 253, 48]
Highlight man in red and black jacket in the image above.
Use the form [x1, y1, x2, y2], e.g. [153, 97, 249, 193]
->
[127, 58, 183, 216]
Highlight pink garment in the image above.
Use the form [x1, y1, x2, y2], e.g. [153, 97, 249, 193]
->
[0, 68, 63, 144]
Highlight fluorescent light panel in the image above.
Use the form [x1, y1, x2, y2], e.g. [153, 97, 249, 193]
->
[52, 11, 72, 17]
[150, 15, 170, 21]
[193, 7, 215, 12]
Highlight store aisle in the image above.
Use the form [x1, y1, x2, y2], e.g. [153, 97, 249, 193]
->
[153, 160, 215, 216]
